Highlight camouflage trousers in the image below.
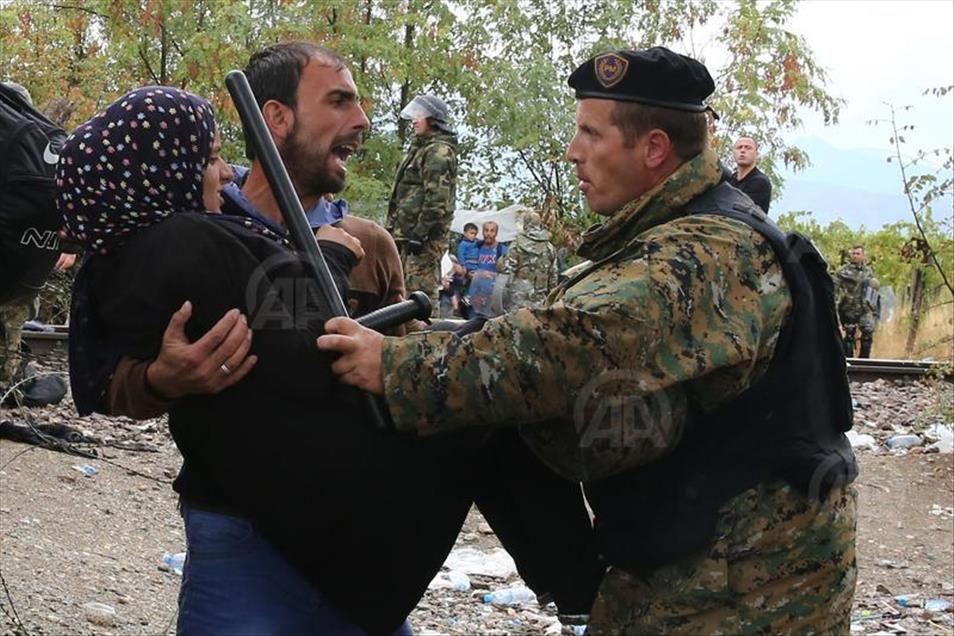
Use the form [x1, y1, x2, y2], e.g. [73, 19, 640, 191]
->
[842, 314, 875, 358]
[0, 299, 34, 388]
[588, 482, 858, 635]
[400, 240, 445, 317]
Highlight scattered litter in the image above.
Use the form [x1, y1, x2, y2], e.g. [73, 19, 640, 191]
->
[876, 559, 909, 569]
[847, 430, 879, 451]
[894, 595, 920, 608]
[161, 552, 185, 575]
[886, 434, 922, 450]
[482, 585, 536, 606]
[82, 602, 116, 626]
[925, 598, 952, 612]
[929, 505, 954, 520]
[71, 464, 98, 477]
[924, 423, 953, 454]
[443, 547, 517, 579]
[428, 569, 471, 592]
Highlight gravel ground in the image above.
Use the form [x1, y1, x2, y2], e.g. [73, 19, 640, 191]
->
[1, 350, 952, 635]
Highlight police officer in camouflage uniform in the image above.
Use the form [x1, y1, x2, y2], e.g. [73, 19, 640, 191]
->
[320, 47, 857, 634]
[835, 244, 879, 358]
[386, 94, 458, 312]
[497, 211, 558, 310]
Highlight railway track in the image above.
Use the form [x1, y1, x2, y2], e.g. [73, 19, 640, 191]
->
[846, 357, 952, 383]
[20, 325, 68, 356]
[21, 327, 952, 382]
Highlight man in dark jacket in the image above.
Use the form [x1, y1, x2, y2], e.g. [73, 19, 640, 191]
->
[729, 136, 772, 213]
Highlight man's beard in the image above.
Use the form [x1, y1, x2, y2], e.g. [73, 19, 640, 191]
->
[281, 125, 345, 197]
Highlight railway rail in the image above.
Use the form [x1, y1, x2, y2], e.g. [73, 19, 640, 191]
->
[845, 357, 951, 383]
[20, 326, 952, 382]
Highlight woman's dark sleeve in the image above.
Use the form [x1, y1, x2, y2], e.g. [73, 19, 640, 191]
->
[96, 216, 357, 403]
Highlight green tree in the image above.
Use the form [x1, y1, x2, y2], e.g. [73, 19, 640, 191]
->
[2, 0, 842, 229]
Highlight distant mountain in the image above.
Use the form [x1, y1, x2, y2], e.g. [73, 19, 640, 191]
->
[773, 137, 952, 229]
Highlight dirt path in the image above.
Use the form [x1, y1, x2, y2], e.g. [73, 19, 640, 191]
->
[0, 375, 952, 634]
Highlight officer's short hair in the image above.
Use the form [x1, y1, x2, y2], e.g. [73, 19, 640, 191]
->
[611, 102, 707, 160]
[463, 222, 478, 233]
[852, 244, 865, 251]
[244, 42, 347, 159]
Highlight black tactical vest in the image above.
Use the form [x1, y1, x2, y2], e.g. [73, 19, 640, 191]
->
[585, 183, 857, 573]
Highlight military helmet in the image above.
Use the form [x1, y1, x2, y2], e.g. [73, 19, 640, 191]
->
[400, 93, 455, 134]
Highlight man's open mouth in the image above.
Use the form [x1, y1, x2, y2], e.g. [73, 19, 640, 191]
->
[332, 143, 357, 166]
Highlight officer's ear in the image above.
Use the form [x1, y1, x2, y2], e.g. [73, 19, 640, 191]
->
[261, 99, 295, 146]
[643, 129, 674, 170]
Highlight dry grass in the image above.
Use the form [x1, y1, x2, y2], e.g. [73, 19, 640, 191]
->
[871, 300, 954, 361]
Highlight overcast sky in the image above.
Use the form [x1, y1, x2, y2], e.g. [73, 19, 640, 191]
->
[787, 0, 954, 154]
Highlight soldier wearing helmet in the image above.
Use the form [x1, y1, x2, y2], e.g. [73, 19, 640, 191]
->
[386, 94, 458, 313]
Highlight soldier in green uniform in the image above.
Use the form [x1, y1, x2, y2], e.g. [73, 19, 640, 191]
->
[0, 301, 32, 398]
[320, 47, 857, 634]
[497, 211, 559, 310]
[386, 94, 458, 312]
[835, 244, 879, 358]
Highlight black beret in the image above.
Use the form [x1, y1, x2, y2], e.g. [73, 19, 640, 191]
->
[567, 47, 714, 113]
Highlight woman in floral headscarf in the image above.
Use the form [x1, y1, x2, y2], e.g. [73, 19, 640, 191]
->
[58, 87, 481, 635]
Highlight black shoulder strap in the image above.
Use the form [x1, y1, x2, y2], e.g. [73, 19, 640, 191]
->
[684, 182, 853, 438]
[683, 182, 783, 243]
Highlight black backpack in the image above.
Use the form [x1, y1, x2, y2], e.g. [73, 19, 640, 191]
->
[0, 84, 66, 305]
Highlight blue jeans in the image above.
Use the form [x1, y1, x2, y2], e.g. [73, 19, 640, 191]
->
[177, 504, 413, 635]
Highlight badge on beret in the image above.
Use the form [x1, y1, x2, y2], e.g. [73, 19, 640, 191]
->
[594, 53, 629, 89]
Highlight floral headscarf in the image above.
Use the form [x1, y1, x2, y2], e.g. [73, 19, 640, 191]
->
[57, 86, 215, 254]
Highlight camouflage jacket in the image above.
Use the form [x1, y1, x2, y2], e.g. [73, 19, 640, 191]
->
[386, 131, 458, 243]
[835, 262, 876, 322]
[381, 149, 858, 632]
[498, 224, 558, 309]
[382, 148, 792, 480]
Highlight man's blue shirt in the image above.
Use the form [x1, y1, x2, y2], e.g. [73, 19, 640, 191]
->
[223, 165, 348, 231]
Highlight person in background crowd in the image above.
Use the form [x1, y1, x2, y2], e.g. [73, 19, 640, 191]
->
[457, 221, 480, 275]
[835, 244, 879, 358]
[438, 255, 467, 318]
[729, 136, 772, 214]
[0, 80, 75, 406]
[468, 220, 508, 318]
[497, 211, 558, 310]
[386, 93, 459, 312]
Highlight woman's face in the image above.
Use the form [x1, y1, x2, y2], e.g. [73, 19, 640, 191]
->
[202, 134, 234, 213]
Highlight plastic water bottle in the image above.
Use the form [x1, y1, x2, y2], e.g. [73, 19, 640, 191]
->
[163, 552, 186, 575]
[72, 464, 98, 477]
[886, 434, 922, 450]
[482, 585, 537, 606]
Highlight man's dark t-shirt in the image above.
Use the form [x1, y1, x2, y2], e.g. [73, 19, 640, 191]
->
[729, 166, 772, 214]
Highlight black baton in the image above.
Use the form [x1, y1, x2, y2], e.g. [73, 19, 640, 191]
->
[356, 291, 430, 332]
[225, 69, 394, 431]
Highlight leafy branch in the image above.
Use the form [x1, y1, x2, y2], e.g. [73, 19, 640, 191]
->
[869, 96, 954, 297]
